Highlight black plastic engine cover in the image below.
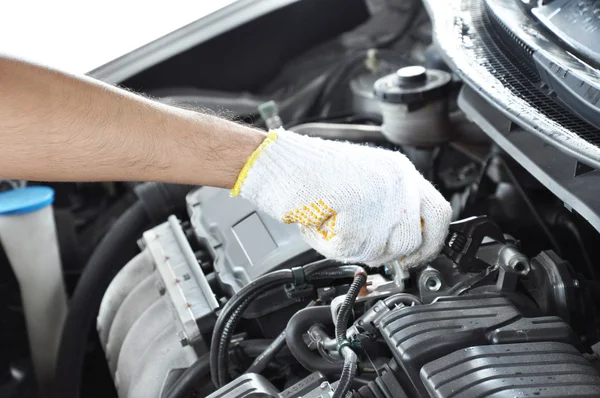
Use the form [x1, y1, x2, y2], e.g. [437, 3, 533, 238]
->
[421, 342, 600, 397]
[378, 295, 577, 396]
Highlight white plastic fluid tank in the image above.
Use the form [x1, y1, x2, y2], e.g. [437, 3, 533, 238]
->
[0, 186, 67, 386]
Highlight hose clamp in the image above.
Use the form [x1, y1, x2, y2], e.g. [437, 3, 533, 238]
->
[337, 339, 353, 356]
[285, 266, 314, 300]
[291, 266, 306, 286]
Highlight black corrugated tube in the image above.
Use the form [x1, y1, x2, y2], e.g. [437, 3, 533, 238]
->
[210, 259, 344, 387]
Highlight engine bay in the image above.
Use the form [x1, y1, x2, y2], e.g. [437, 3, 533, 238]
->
[2, 0, 600, 397]
[96, 189, 600, 398]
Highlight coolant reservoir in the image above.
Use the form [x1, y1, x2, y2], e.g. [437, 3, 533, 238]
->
[0, 186, 67, 386]
[374, 65, 452, 147]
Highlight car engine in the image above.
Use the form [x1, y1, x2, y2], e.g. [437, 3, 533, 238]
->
[2, 0, 600, 397]
[96, 192, 600, 398]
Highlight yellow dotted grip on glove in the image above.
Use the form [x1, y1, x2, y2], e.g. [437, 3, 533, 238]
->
[282, 200, 337, 241]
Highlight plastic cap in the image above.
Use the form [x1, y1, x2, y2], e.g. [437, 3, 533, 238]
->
[396, 66, 427, 84]
[0, 186, 55, 215]
[373, 67, 452, 104]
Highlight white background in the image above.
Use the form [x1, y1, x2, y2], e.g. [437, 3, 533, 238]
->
[0, 1, 235, 74]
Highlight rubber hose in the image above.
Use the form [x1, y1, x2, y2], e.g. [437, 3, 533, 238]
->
[235, 339, 275, 357]
[333, 346, 358, 398]
[247, 331, 287, 374]
[134, 183, 195, 224]
[336, 273, 367, 343]
[217, 292, 265, 385]
[215, 279, 291, 386]
[309, 265, 364, 281]
[163, 354, 211, 398]
[210, 270, 293, 387]
[247, 300, 318, 374]
[302, 258, 345, 276]
[53, 202, 150, 398]
[286, 307, 344, 374]
[211, 260, 343, 387]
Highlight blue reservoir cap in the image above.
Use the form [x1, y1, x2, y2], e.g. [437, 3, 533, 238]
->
[0, 186, 55, 215]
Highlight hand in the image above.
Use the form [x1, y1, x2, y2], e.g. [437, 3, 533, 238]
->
[231, 128, 452, 267]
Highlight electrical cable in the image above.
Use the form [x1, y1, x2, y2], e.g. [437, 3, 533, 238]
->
[332, 346, 358, 398]
[211, 270, 293, 387]
[332, 269, 367, 398]
[335, 270, 367, 343]
[211, 259, 344, 387]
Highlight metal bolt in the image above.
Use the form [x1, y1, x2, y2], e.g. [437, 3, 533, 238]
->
[320, 382, 328, 389]
[573, 279, 580, 288]
[425, 276, 442, 292]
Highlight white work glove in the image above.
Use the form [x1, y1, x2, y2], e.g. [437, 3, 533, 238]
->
[231, 128, 452, 267]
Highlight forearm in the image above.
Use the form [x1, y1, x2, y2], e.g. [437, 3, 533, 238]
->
[0, 56, 265, 188]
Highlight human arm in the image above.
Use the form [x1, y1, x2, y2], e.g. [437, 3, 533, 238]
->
[0, 55, 451, 266]
[0, 56, 265, 188]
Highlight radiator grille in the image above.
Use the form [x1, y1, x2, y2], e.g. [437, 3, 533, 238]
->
[463, 0, 600, 145]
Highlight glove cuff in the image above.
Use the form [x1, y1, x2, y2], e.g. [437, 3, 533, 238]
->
[230, 129, 280, 197]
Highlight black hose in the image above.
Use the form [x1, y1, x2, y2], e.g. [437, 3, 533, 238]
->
[308, 265, 364, 281]
[286, 306, 344, 374]
[553, 212, 597, 280]
[133, 182, 195, 224]
[211, 260, 346, 387]
[247, 331, 287, 374]
[333, 347, 358, 398]
[247, 300, 319, 374]
[210, 270, 294, 387]
[302, 258, 345, 276]
[234, 339, 276, 358]
[53, 202, 150, 398]
[335, 271, 367, 343]
[163, 354, 211, 398]
[332, 270, 367, 398]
